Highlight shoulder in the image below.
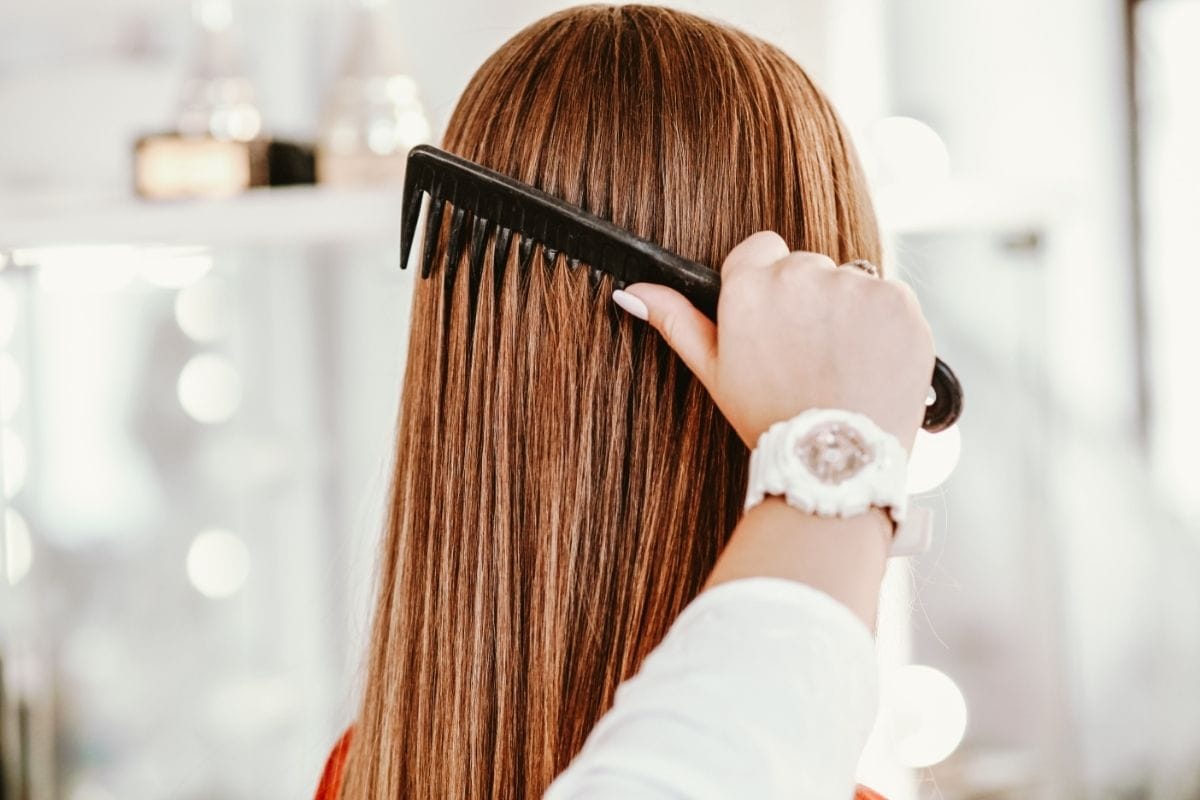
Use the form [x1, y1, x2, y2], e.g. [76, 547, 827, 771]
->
[314, 727, 354, 800]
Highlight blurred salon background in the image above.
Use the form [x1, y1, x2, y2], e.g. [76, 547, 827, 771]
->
[0, 0, 1197, 797]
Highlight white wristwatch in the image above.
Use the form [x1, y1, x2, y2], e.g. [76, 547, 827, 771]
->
[744, 408, 931, 556]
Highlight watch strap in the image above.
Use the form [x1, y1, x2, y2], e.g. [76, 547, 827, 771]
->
[744, 408, 910, 531]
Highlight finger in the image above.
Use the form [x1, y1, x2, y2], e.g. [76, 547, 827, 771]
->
[773, 250, 838, 279]
[613, 284, 718, 389]
[720, 230, 791, 285]
[777, 250, 835, 272]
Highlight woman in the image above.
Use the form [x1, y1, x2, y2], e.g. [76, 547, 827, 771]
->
[318, 4, 933, 797]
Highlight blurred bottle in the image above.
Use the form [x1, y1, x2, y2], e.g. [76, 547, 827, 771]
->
[176, 0, 263, 142]
[134, 0, 314, 198]
[316, 0, 431, 186]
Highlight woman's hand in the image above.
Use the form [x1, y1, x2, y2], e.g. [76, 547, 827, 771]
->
[612, 230, 939, 629]
[611, 230, 935, 452]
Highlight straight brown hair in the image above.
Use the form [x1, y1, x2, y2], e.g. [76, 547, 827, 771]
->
[340, 5, 882, 797]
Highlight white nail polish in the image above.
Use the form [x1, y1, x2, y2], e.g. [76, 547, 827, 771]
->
[612, 289, 649, 320]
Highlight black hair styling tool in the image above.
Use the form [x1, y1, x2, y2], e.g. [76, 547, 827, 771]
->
[400, 144, 963, 433]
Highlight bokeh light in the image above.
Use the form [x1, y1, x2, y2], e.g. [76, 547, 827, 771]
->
[5, 507, 33, 585]
[0, 280, 17, 347]
[21, 246, 140, 292]
[868, 116, 951, 189]
[174, 276, 234, 342]
[139, 249, 213, 289]
[3, 426, 27, 498]
[884, 664, 969, 768]
[186, 528, 250, 598]
[0, 352, 22, 420]
[177, 353, 241, 424]
[195, 0, 233, 32]
[907, 424, 963, 494]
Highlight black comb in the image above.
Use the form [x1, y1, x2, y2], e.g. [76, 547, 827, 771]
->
[400, 144, 963, 433]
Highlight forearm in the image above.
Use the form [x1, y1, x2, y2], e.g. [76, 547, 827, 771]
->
[543, 501, 890, 798]
[705, 498, 892, 631]
[544, 578, 880, 799]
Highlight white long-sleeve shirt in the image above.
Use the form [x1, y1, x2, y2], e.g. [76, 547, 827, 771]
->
[544, 577, 880, 799]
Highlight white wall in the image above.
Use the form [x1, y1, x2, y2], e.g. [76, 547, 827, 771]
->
[883, 2, 1200, 797]
[886, 0, 1139, 433]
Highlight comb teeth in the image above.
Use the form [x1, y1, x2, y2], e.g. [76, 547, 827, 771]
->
[517, 235, 536, 274]
[400, 183, 424, 270]
[399, 145, 721, 317]
[467, 216, 492, 324]
[492, 226, 513, 298]
[444, 205, 469, 291]
[469, 216, 492, 280]
[420, 196, 446, 280]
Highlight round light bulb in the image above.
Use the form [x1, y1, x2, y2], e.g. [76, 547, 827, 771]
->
[907, 424, 963, 494]
[0, 352, 22, 421]
[177, 354, 241, 424]
[175, 276, 233, 342]
[186, 528, 250, 598]
[4, 508, 33, 585]
[869, 116, 951, 189]
[3, 427, 27, 498]
[884, 664, 968, 768]
[0, 281, 18, 347]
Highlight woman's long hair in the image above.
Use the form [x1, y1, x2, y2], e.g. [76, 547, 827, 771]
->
[341, 5, 882, 797]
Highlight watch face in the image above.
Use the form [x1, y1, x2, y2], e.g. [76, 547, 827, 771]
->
[792, 421, 876, 484]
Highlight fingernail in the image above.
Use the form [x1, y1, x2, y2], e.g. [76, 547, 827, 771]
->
[611, 289, 648, 320]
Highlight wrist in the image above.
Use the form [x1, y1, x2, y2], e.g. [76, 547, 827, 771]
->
[741, 497, 893, 552]
[708, 498, 890, 629]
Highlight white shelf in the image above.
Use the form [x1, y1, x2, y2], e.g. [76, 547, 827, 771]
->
[873, 179, 1054, 238]
[0, 185, 405, 250]
[0, 179, 1050, 253]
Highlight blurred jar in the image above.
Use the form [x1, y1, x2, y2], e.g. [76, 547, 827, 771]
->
[317, 0, 432, 186]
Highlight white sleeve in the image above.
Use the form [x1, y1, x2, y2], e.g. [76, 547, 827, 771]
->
[543, 577, 879, 800]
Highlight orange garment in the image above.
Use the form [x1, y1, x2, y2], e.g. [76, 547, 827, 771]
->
[314, 728, 888, 800]
[314, 728, 353, 800]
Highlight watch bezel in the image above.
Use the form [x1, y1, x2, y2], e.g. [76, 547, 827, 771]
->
[745, 408, 909, 526]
